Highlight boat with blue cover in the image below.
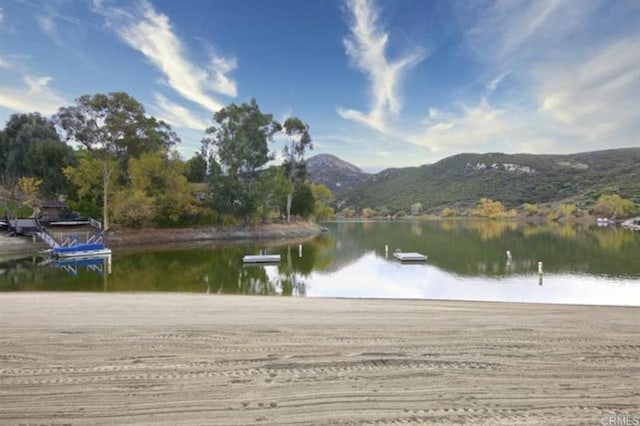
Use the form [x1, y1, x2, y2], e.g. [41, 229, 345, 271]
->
[53, 243, 112, 258]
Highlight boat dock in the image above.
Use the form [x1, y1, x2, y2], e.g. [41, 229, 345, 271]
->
[3, 213, 111, 259]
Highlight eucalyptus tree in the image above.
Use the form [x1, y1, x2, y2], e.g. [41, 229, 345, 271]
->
[202, 99, 281, 223]
[282, 117, 312, 222]
[55, 92, 179, 230]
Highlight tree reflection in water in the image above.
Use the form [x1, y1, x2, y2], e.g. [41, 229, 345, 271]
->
[1, 220, 639, 293]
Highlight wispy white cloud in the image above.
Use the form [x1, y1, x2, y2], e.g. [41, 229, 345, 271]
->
[153, 93, 209, 132]
[414, 98, 513, 153]
[209, 55, 237, 98]
[337, 0, 426, 133]
[92, 0, 237, 112]
[462, 0, 598, 64]
[0, 56, 11, 69]
[36, 14, 54, 35]
[537, 35, 640, 147]
[0, 74, 67, 114]
[30, 1, 91, 45]
[0, 7, 4, 26]
[487, 70, 510, 95]
[413, 31, 640, 157]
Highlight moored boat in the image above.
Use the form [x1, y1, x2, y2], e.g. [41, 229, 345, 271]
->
[53, 243, 112, 258]
[622, 217, 640, 231]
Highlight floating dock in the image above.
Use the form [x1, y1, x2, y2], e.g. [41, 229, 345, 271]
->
[243, 255, 281, 264]
[393, 252, 428, 262]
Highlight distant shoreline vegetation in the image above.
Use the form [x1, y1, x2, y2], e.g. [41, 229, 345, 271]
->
[335, 194, 639, 222]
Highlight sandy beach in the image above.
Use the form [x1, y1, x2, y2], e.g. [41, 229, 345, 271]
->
[0, 294, 638, 425]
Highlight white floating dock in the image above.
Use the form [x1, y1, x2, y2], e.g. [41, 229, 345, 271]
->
[393, 252, 428, 262]
[243, 254, 281, 264]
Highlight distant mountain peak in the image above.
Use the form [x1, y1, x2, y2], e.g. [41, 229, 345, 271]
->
[306, 154, 371, 195]
[307, 153, 365, 174]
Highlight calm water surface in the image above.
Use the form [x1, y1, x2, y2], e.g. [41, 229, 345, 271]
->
[2, 220, 640, 306]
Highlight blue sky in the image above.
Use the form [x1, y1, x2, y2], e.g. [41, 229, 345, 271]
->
[1, 0, 639, 171]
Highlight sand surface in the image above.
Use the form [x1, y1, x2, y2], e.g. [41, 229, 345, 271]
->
[1, 294, 639, 425]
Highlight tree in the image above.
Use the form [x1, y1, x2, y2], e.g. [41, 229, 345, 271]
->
[310, 183, 335, 220]
[63, 153, 111, 218]
[256, 166, 291, 222]
[185, 153, 207, 183]
[55, 92, 179, 230]
[548, 203, 578, 221]
[441, 207, 458, 217]
[202, 99, 281, 223]
[17, 177, 42, 211]
[470, 198, 517, 219]
[376, 206, 390, 217]
[594, 194, 638, 218]
[362, 207, 375, 218]
[290, 182, 315, 218]
[410, 202, 422, 216]
[342, 207, 355, 218]
[0, 113, 75, 195]
[522, 203, 541, 216]
[282, 117, 312, 222]
[113, 151, 195, 226]
[111, 189, 156, 228]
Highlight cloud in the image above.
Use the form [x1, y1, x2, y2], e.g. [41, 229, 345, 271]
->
[153, 93, 209, 131]
[210, 55, 237, 98]
[0, 74, 67, 114]
[0, 7, 4, 26]
[462, 0, 598, 64]
[0, 57, 11, 69]
[413, 32, 640, 157]
[32, 2, 94, 51]
[537, 36, 640, 143]
[337, 0, 426, 133]
[93, 0, 237, 112]
[487, 70, 510, 95]
[36, 14, 55, 35]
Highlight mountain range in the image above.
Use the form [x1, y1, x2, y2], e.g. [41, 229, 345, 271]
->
[305, 148, 640, 212]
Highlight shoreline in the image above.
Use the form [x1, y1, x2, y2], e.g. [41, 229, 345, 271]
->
[106, 221, 322, 247]
[0, 222, 322, 255]
[1, 293, 638, 424]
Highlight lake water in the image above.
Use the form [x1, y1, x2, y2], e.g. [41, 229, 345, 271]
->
[2, 220, 640, 306]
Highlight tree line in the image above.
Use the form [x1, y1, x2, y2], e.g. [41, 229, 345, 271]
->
[0, 93, 334, 229]
[340, 195, 640, 221]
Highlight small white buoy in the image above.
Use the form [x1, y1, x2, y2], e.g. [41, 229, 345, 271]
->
[298, 244, 303, 258]
[538, 261, 543, 274]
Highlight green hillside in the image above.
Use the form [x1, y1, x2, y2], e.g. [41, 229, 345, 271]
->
[339, 148, 640, 212]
